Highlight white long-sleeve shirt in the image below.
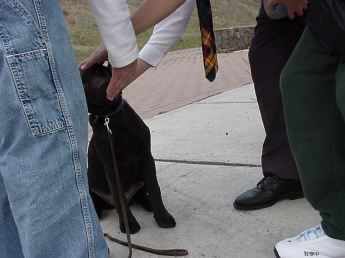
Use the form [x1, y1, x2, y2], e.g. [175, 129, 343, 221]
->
[138, 0, 196, 67]
[87, 0, 139, 68]
[88, 0, 195, 69]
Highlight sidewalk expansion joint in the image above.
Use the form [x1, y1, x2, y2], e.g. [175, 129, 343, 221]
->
[196, 101, 257, 104]
[154, 158, 261, 168]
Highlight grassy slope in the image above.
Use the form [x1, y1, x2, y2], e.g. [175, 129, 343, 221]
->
[60, 0, 260, 63]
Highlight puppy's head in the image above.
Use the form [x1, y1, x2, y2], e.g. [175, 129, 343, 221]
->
[80, 63, 122, 116]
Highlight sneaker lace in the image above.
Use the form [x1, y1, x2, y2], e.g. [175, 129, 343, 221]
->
[297, 225, 325, 242]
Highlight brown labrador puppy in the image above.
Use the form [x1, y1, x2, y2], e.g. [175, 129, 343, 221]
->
[80, 64, 175, 234]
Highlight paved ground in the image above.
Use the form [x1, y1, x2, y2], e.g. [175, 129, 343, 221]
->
[90, 48, 320, 258]
[88, 48, 252, 139]
[124, 48, 252, 119]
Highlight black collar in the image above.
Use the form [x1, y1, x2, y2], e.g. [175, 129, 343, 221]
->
[90, 99, 126, 125]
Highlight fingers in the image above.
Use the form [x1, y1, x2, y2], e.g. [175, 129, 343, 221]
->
[79, 56, 97, 70]
[78, 43, 108, 70]
[294, 1, 308, 17]
[287, 9, 297, 19]
[106, 75, 130, 101]
[106, 60, 137, 101]
[268, 0, 308, 20]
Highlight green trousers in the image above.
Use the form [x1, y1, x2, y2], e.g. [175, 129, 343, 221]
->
[281, 27, 345, 240]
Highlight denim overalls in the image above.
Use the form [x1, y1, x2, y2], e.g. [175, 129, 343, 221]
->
[0, 0, 108, 257]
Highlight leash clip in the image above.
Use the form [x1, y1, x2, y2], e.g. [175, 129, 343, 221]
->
[104, 117, 112, 134]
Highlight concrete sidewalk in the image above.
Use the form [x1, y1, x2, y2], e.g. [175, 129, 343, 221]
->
[97, 49, 320, 257]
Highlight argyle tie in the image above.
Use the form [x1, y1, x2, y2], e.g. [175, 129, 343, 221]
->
[196, 0, 218, 82]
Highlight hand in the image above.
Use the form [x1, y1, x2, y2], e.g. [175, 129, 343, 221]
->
[106, 60, 137, 101]
[267, 0, 308, 19]
[79, 43, 138, 100]
[79, 43, 108, 70]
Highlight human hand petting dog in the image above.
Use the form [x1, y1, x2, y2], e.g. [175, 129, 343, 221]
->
[106, 60, 137, 101]
[267, 0, 308, 19]
[79, 43, 108, 69]
[79, 43, 137, 101]
[79, 0, 188, 101]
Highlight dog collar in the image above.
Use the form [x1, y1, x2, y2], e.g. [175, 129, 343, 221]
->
[91, 99, 126, 125]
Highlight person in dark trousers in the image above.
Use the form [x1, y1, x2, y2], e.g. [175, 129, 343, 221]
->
[233, 0, 306, 210]
[266, 0, 345, 257]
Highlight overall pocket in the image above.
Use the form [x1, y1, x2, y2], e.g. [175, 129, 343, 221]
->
[0, 0, 66, 136]
[6, 50, 66, 136]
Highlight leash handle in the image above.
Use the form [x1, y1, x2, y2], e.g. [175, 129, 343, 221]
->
[104, 233, 188, 256]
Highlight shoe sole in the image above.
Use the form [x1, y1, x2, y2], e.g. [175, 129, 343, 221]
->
[274, 247, 281, 258]
[233, 190, 304, 211]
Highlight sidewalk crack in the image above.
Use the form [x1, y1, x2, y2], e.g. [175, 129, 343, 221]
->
[154, 158, 261, 167]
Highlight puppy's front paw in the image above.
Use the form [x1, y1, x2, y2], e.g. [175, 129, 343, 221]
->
[120, 217, 141, 234]
[154, 212, 176, 228]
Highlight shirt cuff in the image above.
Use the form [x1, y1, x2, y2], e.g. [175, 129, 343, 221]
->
[108, 46, 139, 68]
[138, 44, 166, 68]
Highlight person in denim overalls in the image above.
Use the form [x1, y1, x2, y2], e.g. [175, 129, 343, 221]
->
[0, 0, 187, 256]
[0, 0, 137, 257]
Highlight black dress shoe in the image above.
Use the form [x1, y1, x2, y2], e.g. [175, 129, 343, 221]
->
[233, 176, 304, 210]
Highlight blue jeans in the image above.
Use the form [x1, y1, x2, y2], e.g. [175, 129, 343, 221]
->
[0, 0, 108, 257]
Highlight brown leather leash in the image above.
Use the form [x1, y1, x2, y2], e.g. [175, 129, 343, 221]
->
[103, 117, 188, 257]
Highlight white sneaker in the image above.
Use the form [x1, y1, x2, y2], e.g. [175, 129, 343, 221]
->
[274, 225, 345, 258]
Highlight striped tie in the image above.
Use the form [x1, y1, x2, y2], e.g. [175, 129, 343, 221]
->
[196, 0, 218, 82]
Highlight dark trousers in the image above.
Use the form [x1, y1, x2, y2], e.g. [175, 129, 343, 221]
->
[281, 27, 345, 240]
[248, 2, 306, 180]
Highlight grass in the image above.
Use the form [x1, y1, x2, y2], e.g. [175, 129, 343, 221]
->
[60, 0, 260, 63]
